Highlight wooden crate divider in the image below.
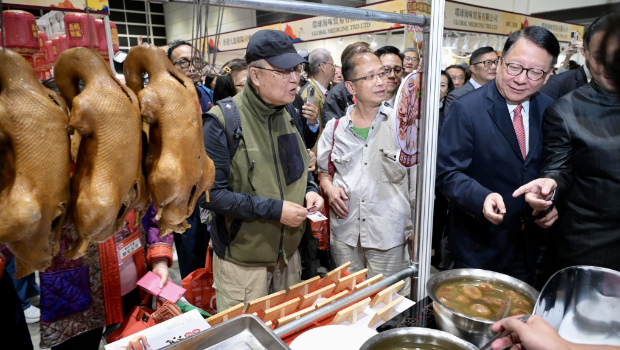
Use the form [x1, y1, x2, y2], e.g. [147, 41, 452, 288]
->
[285, 275, 321, 300]
[205, 302, 244, 326]
[331, 297, 371, 325]
[319, 261, 351, 287]
[353, 273, 383, 291]
[246, 290, 287, 315]
[368, 295, 405, 327]
[334, 268, 368, 294]
[297, 283, 336, 310]
[369, 280, 404, 308]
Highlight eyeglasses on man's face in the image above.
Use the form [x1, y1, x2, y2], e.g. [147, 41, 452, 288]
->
[450, 75, 465, 81]
[174, 57, 204, 70]
[253, 64, 305, 78]
[503, 61, 549, 81]
[404, 56, 419, 63]
[472, 59, 499, 68]
[348, 69, 390, 83]
[384, 66, 404, 75]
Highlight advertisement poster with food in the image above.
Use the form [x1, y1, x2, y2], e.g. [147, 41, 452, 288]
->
[393, 70, 422, 168]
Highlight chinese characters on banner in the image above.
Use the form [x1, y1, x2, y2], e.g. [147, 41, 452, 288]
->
[444, 1, 583, 41]
[405, 0, 431, 50]
[197, 0, 405, 53]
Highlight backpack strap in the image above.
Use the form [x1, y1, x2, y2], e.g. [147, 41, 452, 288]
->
[215, 97, 242, 159]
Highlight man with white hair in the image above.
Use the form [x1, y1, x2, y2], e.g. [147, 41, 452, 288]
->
[299, 48, 335, 128]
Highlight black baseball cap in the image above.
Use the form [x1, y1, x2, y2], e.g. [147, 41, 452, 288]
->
[246, 30, 307, 70]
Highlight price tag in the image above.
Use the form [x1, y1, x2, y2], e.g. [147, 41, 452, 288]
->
[116, 231, 142, 262]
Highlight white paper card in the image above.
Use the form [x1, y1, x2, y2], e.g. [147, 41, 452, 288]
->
[105, 309, 210, 350]
[307, 211, 328, 222]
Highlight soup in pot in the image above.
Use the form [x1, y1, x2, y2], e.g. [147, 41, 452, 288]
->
[435, 279, 533, 321]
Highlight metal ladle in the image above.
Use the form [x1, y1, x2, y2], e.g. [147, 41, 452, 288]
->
[478, 314, 531, 350]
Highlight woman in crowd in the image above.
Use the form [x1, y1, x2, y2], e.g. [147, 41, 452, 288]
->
[213, 58, 248, 102]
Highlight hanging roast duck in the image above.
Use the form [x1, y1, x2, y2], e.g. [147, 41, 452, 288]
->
[0, 48, 71, 277]
[54, 47, 147, 258]
[123, 44, 215, 236]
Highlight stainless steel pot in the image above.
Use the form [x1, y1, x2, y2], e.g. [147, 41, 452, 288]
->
[426, 268, 539, 347]
[534, 265, 620, 346]
[359, 327, 478, 350]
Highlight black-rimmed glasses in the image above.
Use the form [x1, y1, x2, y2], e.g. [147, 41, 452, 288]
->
[384, 66, 404, 75]
[253, 64, 304, 77]
[472, 59, 499, 68]
[173, 57, 203, 70]
[504, 61, 549, 81]
[348, 69, 389, 83]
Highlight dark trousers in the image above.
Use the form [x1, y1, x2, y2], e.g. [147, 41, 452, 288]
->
[173, 204, 210, 279]
[5, 257, 40, 310]
[454, 237, 536, 286]
[0, 269, 34, 350]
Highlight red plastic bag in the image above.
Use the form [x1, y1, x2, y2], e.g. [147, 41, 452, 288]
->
[106, 293, 156, 343]
[181, 249, 217, 315]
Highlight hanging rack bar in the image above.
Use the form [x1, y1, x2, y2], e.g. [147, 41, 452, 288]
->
[273, 265, 417, 338]
[155, 0, 427, 27]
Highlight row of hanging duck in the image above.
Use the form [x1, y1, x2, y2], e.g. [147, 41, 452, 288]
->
[0, 45, 215, 277]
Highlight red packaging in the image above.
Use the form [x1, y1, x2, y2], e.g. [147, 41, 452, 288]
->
[2, 10, 40, 56]
[63, 13, 98, 50]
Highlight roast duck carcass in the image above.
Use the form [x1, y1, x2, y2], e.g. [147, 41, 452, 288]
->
[54, 47, 147, 258]
[123, 44, 215, 236]
[0, 49, 71, 277]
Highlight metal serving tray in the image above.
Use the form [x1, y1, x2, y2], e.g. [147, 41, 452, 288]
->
[161, 314, 291, 350]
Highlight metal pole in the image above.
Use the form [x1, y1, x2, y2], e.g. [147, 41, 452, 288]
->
[103, 16, 118, 74]
[0, 0, 5, 51]
[413, 0, 445, 301]
[273, 265, 417, 338]
[160, 0, 427, 27]
[85, 0, 94, 50]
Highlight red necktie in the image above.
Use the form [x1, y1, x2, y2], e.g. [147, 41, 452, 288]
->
[513, 104, 526, 159]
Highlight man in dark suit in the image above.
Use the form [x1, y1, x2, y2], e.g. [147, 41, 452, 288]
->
[514, 13, 620, 276]
[444, 46, 498, 109]
[539, 60, 588, 100]
[436, 26, 560, 285]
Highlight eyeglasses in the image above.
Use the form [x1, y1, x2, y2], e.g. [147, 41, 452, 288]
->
[174, 57, 203, 70]
[384, 66, 404, 75]
[348, 69, 389, 83]
[404, 56, 419, 63]
[450, 75, 465, 81]
[472, 59, 499, 68]
[253, 64, 304, 78]
[504, 61, 549, 81]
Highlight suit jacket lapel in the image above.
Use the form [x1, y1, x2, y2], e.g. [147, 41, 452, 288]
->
[524, 93, 542, 166]
[487, 81, 524, 161]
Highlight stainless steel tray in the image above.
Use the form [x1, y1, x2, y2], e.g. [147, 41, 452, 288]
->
[161, 314, 290, 350]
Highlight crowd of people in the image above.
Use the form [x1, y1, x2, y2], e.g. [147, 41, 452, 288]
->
[2, 8, 620, 350]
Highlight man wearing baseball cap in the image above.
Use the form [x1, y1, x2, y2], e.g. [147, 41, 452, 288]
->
[201, 30, 324, 311]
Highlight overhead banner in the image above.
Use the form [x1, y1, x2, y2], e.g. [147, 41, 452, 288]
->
[4, 0, 109, 14]
[200, 0, 405, 52]
[444, 1, 583, 41]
